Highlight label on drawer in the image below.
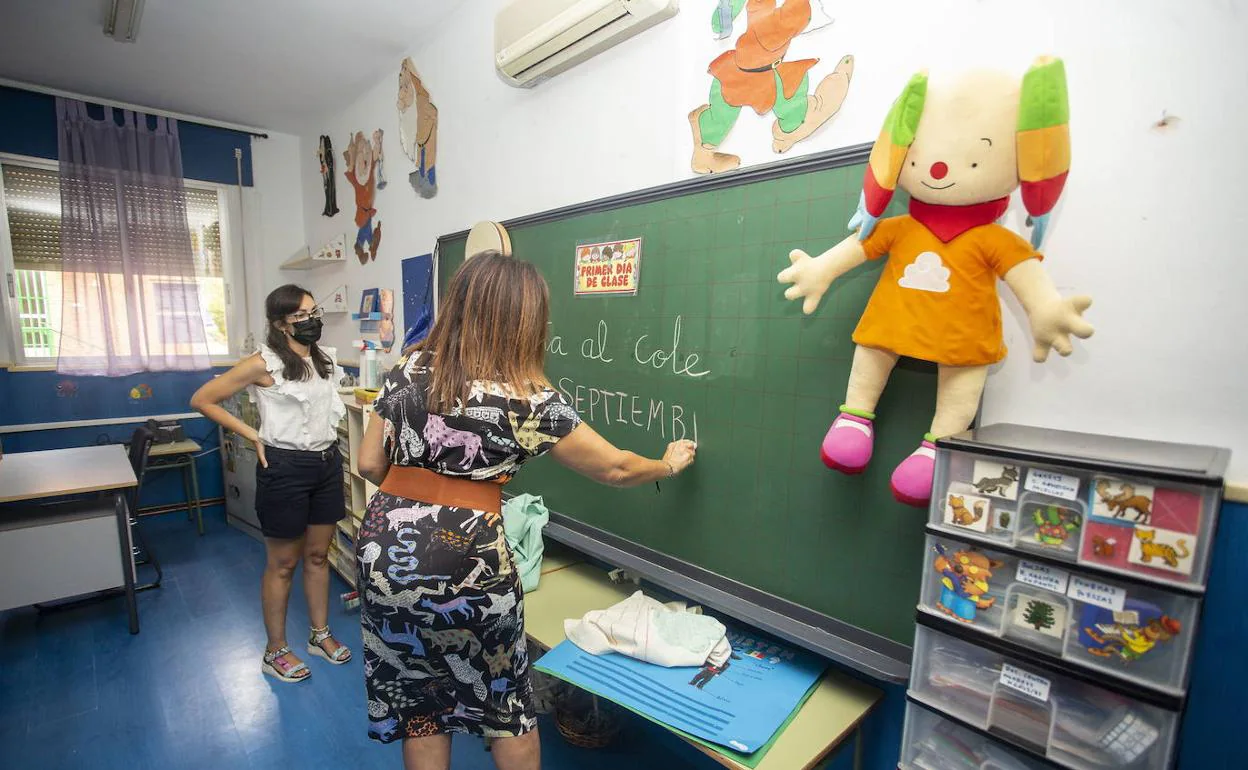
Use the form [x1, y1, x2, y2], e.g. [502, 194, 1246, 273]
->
[1016, 560, 1070, 593]
[999, 663, 1052, 702]
[1067, 575, 1127, 612]
[1024, 469, 1081, 501]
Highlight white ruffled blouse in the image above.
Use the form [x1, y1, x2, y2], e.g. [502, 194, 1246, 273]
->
[248, 345, 347, 451]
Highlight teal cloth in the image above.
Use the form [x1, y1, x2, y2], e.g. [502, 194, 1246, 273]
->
[503, 493, 550, 592]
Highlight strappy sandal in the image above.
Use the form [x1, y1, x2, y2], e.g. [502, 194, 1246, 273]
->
[307, 625, 352, 665]
[262, 646, 310, 683]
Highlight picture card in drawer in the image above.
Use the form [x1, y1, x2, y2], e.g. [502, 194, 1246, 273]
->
[1080, 482, 1205, 585]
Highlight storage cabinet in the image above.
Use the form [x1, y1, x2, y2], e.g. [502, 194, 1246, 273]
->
[899, 424, 1229, 770]
[326, 395, 377, 591]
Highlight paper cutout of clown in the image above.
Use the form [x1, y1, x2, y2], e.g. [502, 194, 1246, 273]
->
[690, 0, 852, 174]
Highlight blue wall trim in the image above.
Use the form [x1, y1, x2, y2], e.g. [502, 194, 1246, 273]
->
[0, 85, 253, 186]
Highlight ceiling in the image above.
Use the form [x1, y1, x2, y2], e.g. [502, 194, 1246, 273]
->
[0, 0, 464, 132]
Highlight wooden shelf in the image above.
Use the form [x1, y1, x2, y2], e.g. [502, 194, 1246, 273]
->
[280, 245, 345, 270]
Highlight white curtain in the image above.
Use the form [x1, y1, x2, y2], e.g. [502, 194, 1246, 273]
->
[56, 97, 210, 375]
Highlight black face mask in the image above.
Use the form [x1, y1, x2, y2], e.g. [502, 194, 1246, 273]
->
[290, 317, 323, 345]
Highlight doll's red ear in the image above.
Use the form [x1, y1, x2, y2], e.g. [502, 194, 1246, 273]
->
[1017, 56, 1070, 247]
[862, 71, 928, 218]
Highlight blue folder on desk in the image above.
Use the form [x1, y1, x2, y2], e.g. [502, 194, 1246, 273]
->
[535, 627, 826, 754]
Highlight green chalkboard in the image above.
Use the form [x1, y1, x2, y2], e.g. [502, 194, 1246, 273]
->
[438, 151, 935, 646]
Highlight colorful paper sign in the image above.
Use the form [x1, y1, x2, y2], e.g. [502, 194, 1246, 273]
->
[574, 238, 641, 297]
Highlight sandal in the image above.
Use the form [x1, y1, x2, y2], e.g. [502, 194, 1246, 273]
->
[262, 646, 310, 682]
[307, 625, 352, 665]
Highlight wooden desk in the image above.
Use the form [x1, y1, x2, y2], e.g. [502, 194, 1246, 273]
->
[146, 439, 205, 535]
[524, 560, 882, 770]
[0, 445, 140, 633]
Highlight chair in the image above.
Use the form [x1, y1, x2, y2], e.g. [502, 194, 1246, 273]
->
[127, 426, 163, 592]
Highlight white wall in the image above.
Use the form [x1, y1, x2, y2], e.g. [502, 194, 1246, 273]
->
[245, 131, 307, 347]
[292, 0, 1248, 480]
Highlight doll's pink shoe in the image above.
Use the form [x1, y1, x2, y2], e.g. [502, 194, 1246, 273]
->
[820, 410, 875, 474]
[890, 437, 937, 508]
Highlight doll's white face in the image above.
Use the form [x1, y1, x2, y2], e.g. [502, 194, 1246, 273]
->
[898, 70, 1021, 206]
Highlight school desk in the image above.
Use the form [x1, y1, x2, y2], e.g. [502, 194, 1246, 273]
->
[145, 438, 205, 534]
[0, 445, 140, 633]
[523, 558, 883, 770]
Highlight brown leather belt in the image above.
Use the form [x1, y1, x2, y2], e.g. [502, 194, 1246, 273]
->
[379, 466, 501, 513]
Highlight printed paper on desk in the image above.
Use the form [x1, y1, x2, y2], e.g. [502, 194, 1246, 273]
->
[1068, 575, 1127, 612]
[999, 663, 1052, 702]
[1016, 560, 1071, 594]
[1024, 468, 1081, 501]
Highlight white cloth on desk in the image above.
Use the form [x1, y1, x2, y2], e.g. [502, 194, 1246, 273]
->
[248, 344, 346, 451]
[564, 590, 732, 668]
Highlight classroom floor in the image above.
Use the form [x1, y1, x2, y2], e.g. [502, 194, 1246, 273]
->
[0, 513, 714, 770]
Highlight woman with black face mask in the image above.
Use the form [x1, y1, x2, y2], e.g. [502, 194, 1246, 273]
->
[192, 284, 351, 683]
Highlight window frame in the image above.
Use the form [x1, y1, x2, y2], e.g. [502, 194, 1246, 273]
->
[0, 151, 242, 369]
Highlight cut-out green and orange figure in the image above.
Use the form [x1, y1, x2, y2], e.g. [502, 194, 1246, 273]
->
[690, 0, 852, 174]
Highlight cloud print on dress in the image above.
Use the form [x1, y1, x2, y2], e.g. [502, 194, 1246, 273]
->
[898, 252, 951, 293]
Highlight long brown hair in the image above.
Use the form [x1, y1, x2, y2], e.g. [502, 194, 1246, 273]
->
[414, 251, 549, 412]
[265, 284, 332, 381]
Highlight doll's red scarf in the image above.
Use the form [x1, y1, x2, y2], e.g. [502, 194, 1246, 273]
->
[910, 197, 1010, 242]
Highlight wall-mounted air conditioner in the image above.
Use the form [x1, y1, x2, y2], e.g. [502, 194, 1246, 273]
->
[495, 0, 679, 87]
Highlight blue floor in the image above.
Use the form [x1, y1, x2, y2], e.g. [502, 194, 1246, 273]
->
[0, 512, 716, 770]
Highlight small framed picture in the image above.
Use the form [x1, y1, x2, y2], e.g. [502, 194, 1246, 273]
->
[1128, 525, 1196, 576]
[360, 288, 380, 315]
[1010, 594, 1068, 640]
[971, 461, 1022, 501]
[943, 491, 992, 533]
[1091, 477, 1155, 523]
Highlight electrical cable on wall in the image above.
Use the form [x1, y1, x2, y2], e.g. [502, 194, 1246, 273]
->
[235, 145, 256, 356]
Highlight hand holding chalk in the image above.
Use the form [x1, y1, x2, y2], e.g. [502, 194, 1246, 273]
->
[662, 440, 698, 476]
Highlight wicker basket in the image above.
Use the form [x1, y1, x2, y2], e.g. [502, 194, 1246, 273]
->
[554, 691, 621, 749]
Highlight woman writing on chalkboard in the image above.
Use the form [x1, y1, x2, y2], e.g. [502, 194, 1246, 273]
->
[356, 251, 696, 770]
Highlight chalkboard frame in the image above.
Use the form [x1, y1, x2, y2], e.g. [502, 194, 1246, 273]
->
[434, 141, 919, 681]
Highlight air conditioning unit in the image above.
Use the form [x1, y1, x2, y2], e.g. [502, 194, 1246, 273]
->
[495, 0, 679, 87]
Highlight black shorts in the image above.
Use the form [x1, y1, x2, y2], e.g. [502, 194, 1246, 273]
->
[254, 445, 345, 539]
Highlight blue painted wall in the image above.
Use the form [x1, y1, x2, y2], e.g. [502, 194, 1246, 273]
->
[0, 368, 225, 514]
[0, 84, 253, 185]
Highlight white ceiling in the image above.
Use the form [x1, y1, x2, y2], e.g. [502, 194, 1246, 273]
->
[0, 0, 464, 132]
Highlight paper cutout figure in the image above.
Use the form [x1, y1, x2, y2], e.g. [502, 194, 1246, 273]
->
[344, 131, 382, 263]
[373, 129, 387, 190]
[397, 57, 438, 198]
[316, 135, 339, 217]
[129, 384, 152, 401]
[56, 379, 78, 398]
[379, 289, 395, 353]
[691, 0, 853, 173]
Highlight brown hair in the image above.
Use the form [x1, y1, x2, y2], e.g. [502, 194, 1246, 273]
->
[414, 251, 550, 412]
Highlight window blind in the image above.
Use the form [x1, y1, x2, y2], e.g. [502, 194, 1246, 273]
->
[2, 163, 223, 276]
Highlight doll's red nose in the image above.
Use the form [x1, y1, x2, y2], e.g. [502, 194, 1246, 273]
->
[930, 162, 949, 180]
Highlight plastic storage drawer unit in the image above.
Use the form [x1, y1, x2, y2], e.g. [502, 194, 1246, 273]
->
[918, 533, 1200, 697]
[909, 623, 1180, 770]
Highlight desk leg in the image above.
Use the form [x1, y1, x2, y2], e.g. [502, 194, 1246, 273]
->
[853, 725, 862, 770]
[188, 455, 204, 536]
[114, 491, 140, 634]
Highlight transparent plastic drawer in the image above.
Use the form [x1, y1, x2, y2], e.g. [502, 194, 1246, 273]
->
[918, 534, 1199, 697]
[930, 446, 1220, 590]
[909, 624, 1179, 770]
[901, 701, 1051, 770]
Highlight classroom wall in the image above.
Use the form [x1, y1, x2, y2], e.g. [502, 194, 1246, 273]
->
[295, 0, 1248, 481]
[0, 84, 307, 517]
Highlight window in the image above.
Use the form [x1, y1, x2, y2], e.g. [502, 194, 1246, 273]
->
[0, 160, 234, 363]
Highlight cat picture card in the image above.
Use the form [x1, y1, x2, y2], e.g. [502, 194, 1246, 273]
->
[1128, 526, 1195, 576]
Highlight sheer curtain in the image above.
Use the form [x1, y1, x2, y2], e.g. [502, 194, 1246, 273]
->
[56, 97, 210, 375]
